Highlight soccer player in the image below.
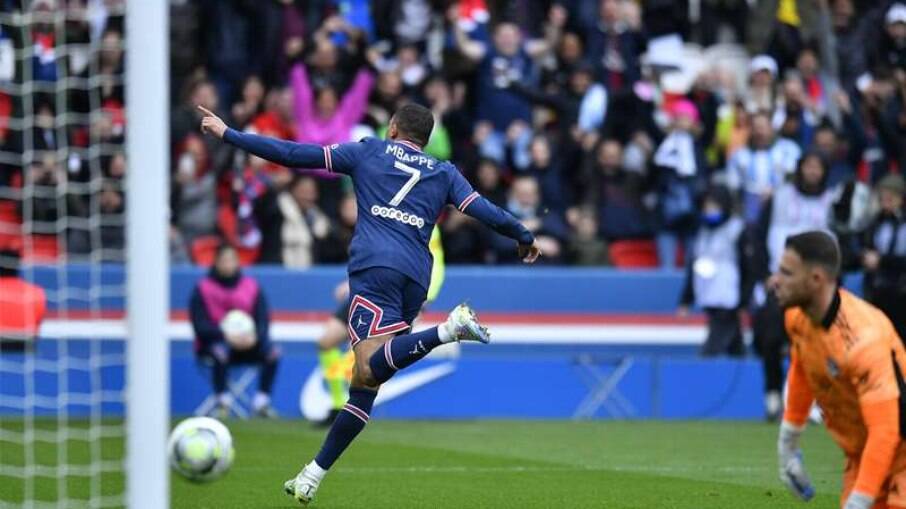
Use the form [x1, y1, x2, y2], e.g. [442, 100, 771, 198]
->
[199, 103, 540, 505]
[315, 225, 445, 427]
[771, 231, 906, 509]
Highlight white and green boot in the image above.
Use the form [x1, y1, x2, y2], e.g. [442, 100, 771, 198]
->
[283, 461, 325, 505]
[441, 303, 490, 344]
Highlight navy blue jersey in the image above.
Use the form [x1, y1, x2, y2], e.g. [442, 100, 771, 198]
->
[222, 129, 534, 290]
[326, 137, 486, 289]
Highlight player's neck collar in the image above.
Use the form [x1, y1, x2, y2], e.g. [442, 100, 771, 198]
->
[819, 289, 841, 330]
[396, 139, 423, 152]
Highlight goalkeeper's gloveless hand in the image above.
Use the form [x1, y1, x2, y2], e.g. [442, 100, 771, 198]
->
[778, 421, 815, 501]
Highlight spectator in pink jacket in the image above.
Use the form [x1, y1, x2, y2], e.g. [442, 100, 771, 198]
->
[290, 62, 374, 146]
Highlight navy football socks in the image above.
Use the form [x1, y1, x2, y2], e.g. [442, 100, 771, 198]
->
[314, 387, 377, 470]
[367, 327, 443, 384]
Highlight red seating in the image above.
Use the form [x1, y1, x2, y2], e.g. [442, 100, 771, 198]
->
[190, 235, 259, 267]
[608, 240, 659, 269]
[24, 235, 60, 262]
[190, 236, 220, 266]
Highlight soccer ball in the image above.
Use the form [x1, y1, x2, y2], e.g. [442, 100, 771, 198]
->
[168, 417, 234, 482]
[219, 309, 256, 350]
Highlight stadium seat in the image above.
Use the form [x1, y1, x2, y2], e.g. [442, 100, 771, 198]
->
[190, 235, 220, 266]
[190, 235, 259, 266]
[24, 235, 60, 262]
[0, 201, 20, 249]
[608, 240, 659, 269]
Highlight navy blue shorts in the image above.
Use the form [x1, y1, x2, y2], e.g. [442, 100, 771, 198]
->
[347, 267, 426, 347]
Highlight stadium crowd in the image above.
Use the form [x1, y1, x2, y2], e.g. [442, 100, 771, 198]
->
[0, 0, 904, 272]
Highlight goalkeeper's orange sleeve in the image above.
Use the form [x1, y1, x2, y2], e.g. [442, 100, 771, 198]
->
[854, 398, 901, 497]
[782, 347, 814, 427]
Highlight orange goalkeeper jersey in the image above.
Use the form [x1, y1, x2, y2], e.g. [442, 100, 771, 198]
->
[784, 289, 906, 498]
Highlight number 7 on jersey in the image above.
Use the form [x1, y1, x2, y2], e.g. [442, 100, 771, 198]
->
[389, 161, 421, 206]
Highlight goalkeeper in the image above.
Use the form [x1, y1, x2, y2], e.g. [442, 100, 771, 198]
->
[770, 231, 906, 509]
[314, 226, 445, 426]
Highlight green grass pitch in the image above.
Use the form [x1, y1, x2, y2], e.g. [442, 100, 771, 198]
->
[2, 420, 845, 508]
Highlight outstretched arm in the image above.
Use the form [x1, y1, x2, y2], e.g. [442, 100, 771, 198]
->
[199, 105, 326, 169]
[448, 169, 540, 263]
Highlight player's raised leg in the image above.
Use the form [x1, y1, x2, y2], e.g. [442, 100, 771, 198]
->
[366, 303, 488, 384]
[284, 269, 491, 505]
[285, 302, 490, 505]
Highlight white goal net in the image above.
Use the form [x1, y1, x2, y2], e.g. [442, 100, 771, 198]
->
[0, 2, 168, 508]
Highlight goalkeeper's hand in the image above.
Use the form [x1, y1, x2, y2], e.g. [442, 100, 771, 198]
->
[198, 105, 227, 139]
[842, 492, 873, 509]
[778, 421, 815, 501]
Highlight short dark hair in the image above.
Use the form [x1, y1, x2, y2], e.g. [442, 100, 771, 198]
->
[785, 231, 840, 279]
[392, 103, 434, 147]
[214, 242, 236, 262]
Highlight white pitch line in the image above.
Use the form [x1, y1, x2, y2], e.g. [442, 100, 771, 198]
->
[37, 319, 707, 345]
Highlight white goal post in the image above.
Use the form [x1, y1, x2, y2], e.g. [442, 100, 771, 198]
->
[125, 1, 169, 508]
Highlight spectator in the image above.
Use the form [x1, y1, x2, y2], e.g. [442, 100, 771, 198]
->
[0, 249, 47, 350]
[679, 186, 752, 357]
[492, 175, 567, 263]
[829, 0, 868, 92]
[869, 3, 906, 73]
[811, 120, 855, 187]
[233, 155, 273, 251]
[374, 0, 434, 45]
[290, 56, 374, 146]
[474, 158, 507, 206]
[582, 138, 651, 242]
[525, 134, 570, 213]
[861, 173, 906, 342]
[171, 78, 232, 172]
[32, 101, 56, 152]
[170, 226, 191, 265]
[856, 69, 905, 183]
[652, 99, 709, 268]
[189, 244, 280, 418]
[566, 207, 609, 266]
[725, 111, 802, 224]
[21, 152, 60, 226]
[248, 86, 297, 178]
[543, 30, 585, 91]
[317, 193, 357, 264]
[752, 151, 836, 421]
[98, 179, 125, 260]
[744, 55, 778, 114]
[30, 0, 57, 83]
[584, 0, 645, 93]
[773, 76, 817, 149]
[199, 0, 256, 106]
[172, 134, 218, 245]
[279, 175, 330, 268]
[231, 75, 267, 129]
[793, 44, 838, 125]
[96, 28, 125, 105]
[369, 71, 405, 128]
[449, 4, 565, 134]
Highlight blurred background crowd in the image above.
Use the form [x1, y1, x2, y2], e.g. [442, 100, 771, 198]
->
[0, 0, 903, 271]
